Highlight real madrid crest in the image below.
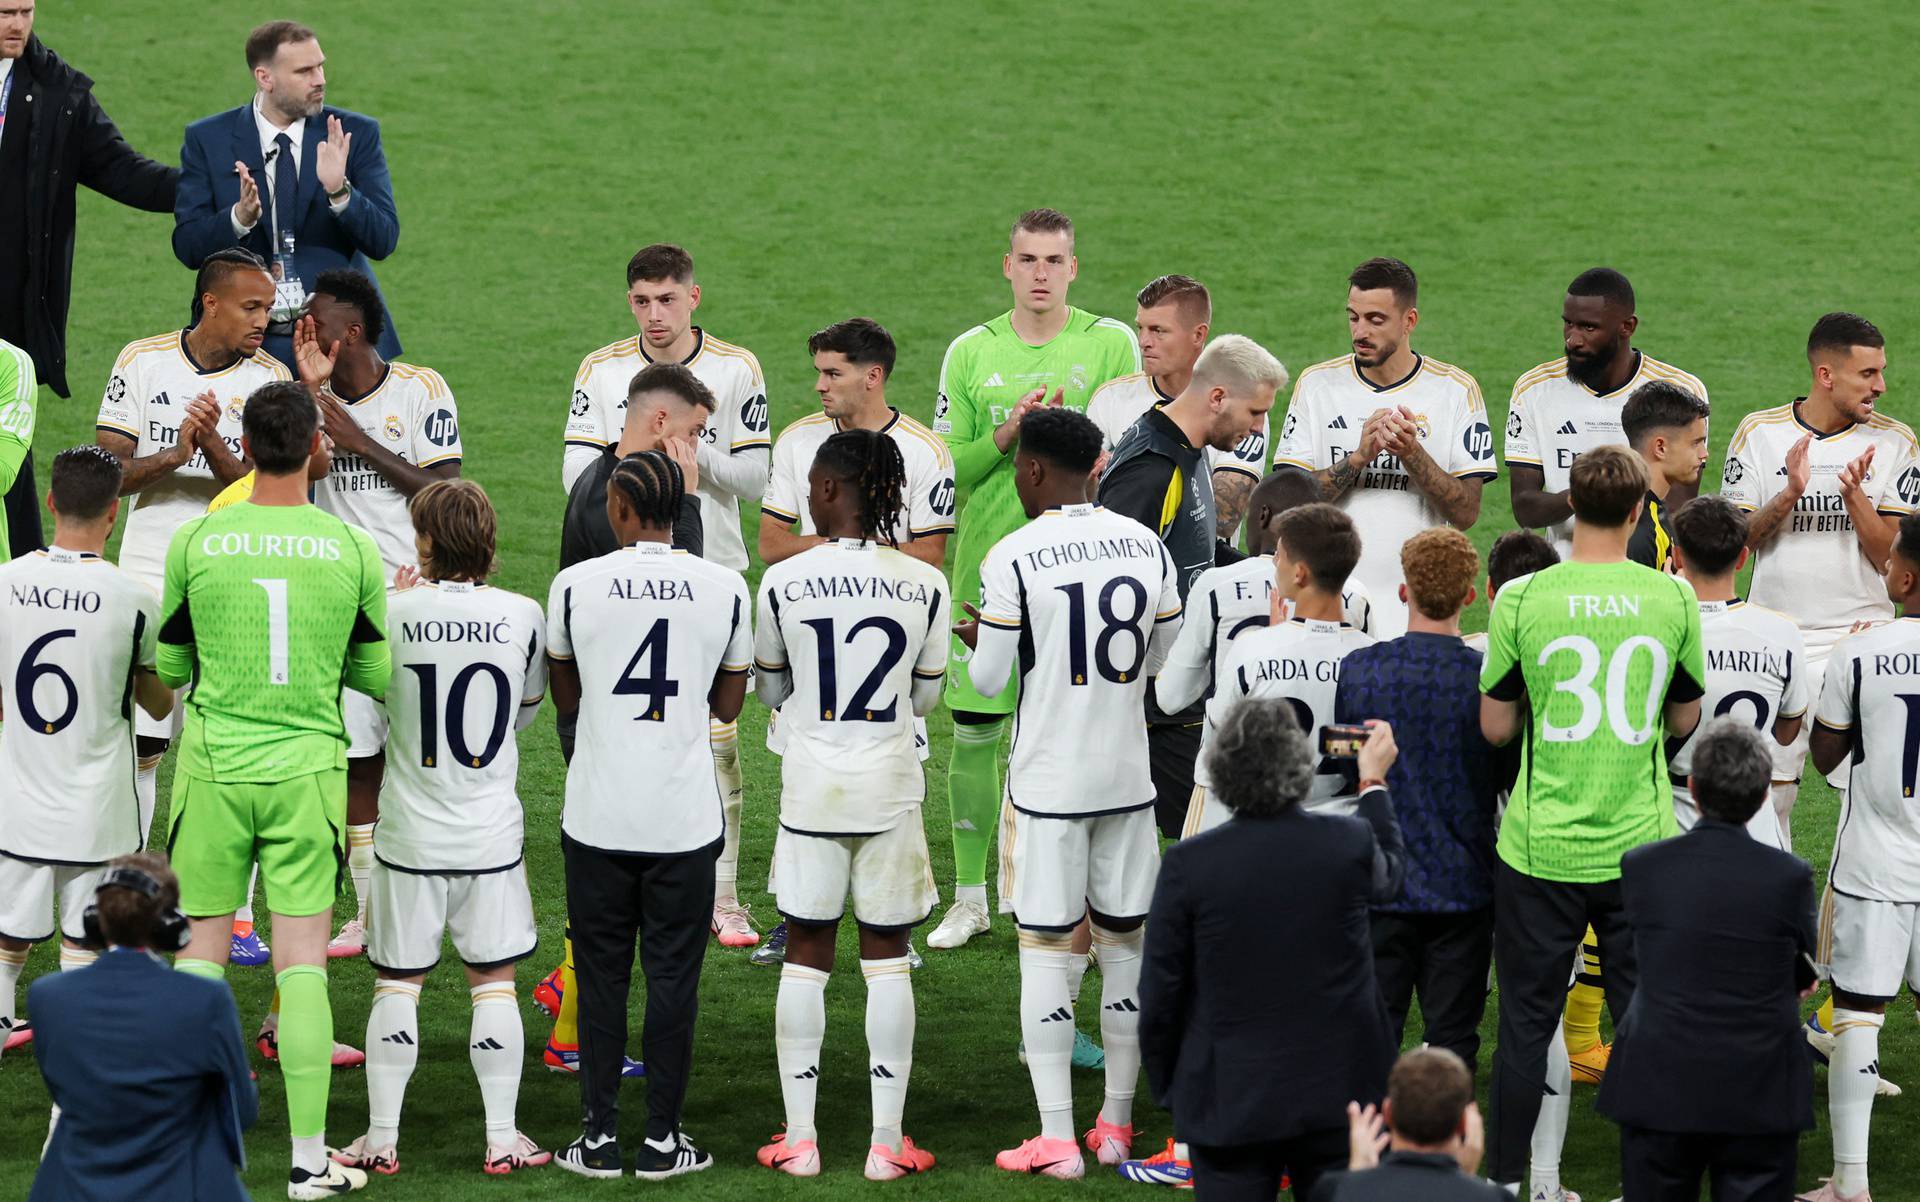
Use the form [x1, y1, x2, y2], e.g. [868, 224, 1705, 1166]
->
[225, 398, 245, 423]
[384, 415, 405, 441]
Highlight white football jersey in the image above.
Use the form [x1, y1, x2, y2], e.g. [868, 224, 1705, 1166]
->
[1156, 555, 1374, 727]
[315, 363, 464, 577]
[1668, 600, 1808, 825]
[96, 331, 293, 587]
[1722, 403, 1920, 648]
[1504, 352, 1708, 558]
[1207, 616, 1374, 805]
[1815, 618, 1920, 902]
[972, 504, 1183, 817]
[564, 329, 773, 570]
[1086, 372, 1269, 480]
[754, 540, 949, 836]
[376, 581, 545, 873]
[1272, 354, 1496, 637]
[762, 409, 957, 543]
[0, 549, 159, 863]
[547, 542, 752, 854]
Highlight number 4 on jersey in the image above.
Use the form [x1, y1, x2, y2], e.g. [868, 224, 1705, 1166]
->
[615, 619, 679, 721]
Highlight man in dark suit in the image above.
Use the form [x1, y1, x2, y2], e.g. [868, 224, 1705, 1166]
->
[1140, 698, 1405, 1201]
[30, 854, 256, 1202]
[173, 20, 399, 373]
[1, 7, 179, 554]
[1313, 1048, 1509, 1201]
[1596, 717, 1817, 1201]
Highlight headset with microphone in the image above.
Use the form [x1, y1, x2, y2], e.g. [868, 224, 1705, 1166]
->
[80, 865, 192, 953]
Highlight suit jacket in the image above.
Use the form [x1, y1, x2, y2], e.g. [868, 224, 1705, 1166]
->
[1311, 1150, 1511, 1202]
[1, 36, 177, 396]
[1596, 818, 1816, 1135]
[172, 101, 401, 366]
[29, 948, 256, 1201]
[1139, 788, 1405, 1146]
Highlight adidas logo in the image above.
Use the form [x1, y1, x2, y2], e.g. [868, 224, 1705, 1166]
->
[792, 1065, 818, 1080]
[1556, 420, 1578, 435]
[982, 372, 1006, 388]
[1865, 1059, 1881, 1076]
[1777, 465, 1790, 475]
[471, 1037, 505, 1051]
[381, 1031, 416, 1046]
[870, 1065, 897, 1079]
[1327, 415, 1349, 429]
[1104, 997, 1140, 1013]
[1040, 1006, 1074, 1023]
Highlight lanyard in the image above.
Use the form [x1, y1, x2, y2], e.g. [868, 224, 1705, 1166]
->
[0, 66, 14, 129]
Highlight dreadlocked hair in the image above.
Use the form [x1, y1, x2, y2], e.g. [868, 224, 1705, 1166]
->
[608, 450, 684, 530]
[815, 429, 907, 546]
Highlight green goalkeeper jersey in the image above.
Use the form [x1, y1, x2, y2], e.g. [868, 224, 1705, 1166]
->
[0, 339, 36, 497]
[1480, 559, 1705, 883]
[158, 500, 391, 783]
[932, 306, 1139, 624]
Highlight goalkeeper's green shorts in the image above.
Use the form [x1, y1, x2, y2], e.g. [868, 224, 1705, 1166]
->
[167, 768, 347, 918]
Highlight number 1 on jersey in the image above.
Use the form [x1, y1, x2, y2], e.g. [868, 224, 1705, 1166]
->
[253, 578, 289, 685]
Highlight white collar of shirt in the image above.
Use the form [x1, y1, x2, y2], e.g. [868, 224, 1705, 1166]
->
[0, 58, 14, 88]
[252, 93, 304, 173]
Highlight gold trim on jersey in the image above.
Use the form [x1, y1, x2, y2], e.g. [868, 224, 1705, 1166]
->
[113, 331, 181, 369]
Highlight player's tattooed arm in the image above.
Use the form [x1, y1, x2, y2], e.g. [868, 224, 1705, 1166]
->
[1386, 412, 1482, 528]
[1212, 470, 1256, 540]
[1313, 409, 1389, 501]
[95, 393, 222, 494]
[1508, 464, 1572, 530]
[1746, 434, 1811, 550]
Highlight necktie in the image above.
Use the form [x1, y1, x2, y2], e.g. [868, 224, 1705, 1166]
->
[271, 131, 297, 248]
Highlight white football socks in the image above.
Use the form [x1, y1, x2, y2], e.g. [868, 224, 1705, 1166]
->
[861, 956, 914, 1152]
[469, 982, 522, 1145]
[776, 963, 829, 1145]
[956, 883, 988, 908]
[1067, 948, 1091, 1008]
[346, 825, 376, 925]
[1018, 935, 1077, 1142]
[0, 944, 27, 1053]
[135, 755, 161, 845]
[712, 719, 743, 905]
[364, 979, 421, 1149]
[1830, 1008, 1883, 1197]
[1093, 925, 1143, 1128]
[58, 944, 97, 972]
[1529, 1022, 1572, 1198]
[236, 863, 260, 926]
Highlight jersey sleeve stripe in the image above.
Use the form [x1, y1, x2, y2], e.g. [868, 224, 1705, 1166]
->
[753, 656, 788, 672]
[96, 419, 139, 438]
[417, 451, 462, 468]
[979, 613, 1021, 630]
[1505, 454, 1543, 466]
[1272, 454, 1314, 470]
[1212, 461, 1260, 480]
[911, 666, 945, 679]
[1454, 468, 1499, 481]
[909, 523, 956, 536]
[760, 503, 801, 523]
[565, 436, 609, 449]
[729, 437, 772, 452]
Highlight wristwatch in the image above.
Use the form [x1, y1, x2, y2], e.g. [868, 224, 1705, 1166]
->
[328, 181, 352, 202]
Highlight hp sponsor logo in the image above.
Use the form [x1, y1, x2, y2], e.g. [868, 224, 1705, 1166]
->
[1898, 465, 1920, 508]
[425, 409, 460, 447]
[740, 392, 770, 433]
[929, 478, 956, 518]
[1462, 421, 1494, 461]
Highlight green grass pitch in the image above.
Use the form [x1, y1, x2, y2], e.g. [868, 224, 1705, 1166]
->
[5, 1, 1920, 1197]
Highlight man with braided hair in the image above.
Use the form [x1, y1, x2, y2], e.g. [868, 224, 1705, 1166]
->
[754, 429, 951, 1181]
[547, 448, 751, 1181]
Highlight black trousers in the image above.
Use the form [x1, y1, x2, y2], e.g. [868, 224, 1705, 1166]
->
[1148, 720, 1203, 839]
[1619, 1125, 1798, 1202]
[562, 834, 716, 1143]
[1487, 860, 1638, 1183]
[1190, 1126, 1346, 1201]
[1371, 906, 1494, 1074]
[4, 451, 43, 557]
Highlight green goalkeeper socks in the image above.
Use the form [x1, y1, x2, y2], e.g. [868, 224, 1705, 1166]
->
[276, 963, 334, 1139]
[947, 717, 1008, 889]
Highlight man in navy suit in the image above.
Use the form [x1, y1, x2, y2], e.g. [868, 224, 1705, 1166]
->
[172, 21, 399, 373]
[30, 854, 256, 1202]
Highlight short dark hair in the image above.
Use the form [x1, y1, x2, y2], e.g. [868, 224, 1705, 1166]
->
[49, 446, 123, 521]
[1017, 407, 1102, 473]
[1136, 275, 1211, 326]
[1387, 1048, 1474, 1146]
[1807, 311, 1884, 360]
[1348, 257, 1417, 309]
[1274, 503, 1361, 592]
[246, 20, 316, 69]
[815, 429, 907, 548]
[1208, 698, 1314, 819]
[626, 244, 695, 287]
[409, 479, 496, 582]
[1011, 208, 1074, 243]
[94, 853, 181, 949]
[1691, 717, 1774, 825]
[808, 318, 897, 378]
[1253, 466, 1321, 515]
[194, 246, 270, 318]
[1898, 510, 1920, 569]
[628, 362, 716, 412]
[1486, 530, 1559, 594]
[1621, 380, 1710, 448]
[311, 269, 387, 347]
[1672, 495, 1748, 577]
[1568, 267, 1635, 311]
[242, 381, 318, 475]
[1568, 444, 1649, 528]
